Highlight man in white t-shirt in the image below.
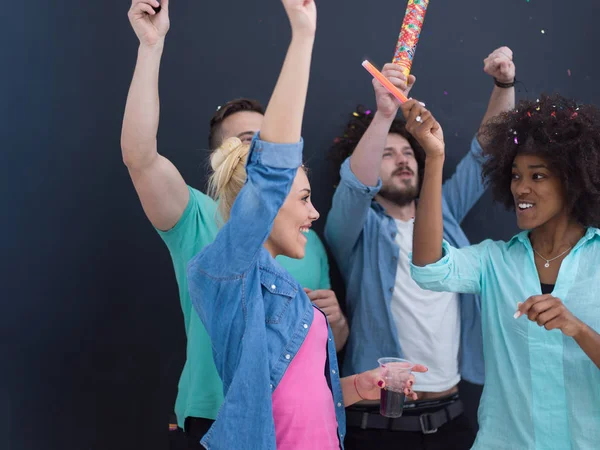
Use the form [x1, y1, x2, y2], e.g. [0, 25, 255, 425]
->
[325, 47, 516, 449]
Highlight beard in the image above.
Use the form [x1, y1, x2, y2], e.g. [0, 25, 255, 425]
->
[378, 178, 419, 206]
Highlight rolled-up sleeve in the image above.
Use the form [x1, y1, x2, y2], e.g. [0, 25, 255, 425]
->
[410, 240, 484, 295]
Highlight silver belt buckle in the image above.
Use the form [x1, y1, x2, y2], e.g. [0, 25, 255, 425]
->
[419, 413, 438, 434]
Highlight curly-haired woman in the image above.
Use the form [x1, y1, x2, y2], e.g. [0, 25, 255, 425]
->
[407, 93, 600, 449]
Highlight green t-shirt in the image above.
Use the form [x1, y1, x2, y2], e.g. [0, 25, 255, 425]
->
[158, 186, 331, 427]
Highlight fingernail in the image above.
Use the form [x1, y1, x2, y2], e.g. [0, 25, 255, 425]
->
[513, 311, 522, 319]
[419, 102, 426, 107]
[377, 380, 383, 387]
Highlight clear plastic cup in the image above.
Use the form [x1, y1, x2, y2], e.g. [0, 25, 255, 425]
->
[378, 357, 414, 418]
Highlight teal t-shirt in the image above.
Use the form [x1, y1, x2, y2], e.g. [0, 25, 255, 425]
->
[158, 186, 331, 427]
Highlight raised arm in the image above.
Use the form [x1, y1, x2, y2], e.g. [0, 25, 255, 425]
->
[192, 0, 317, 277]
[479, 46, 516, 136]
[325, 67, 413, 268]
[442, 47, 516, 223]
[400, 100, 445, 267]
[350, 66, 415, 187]
[121, 0, 190, 232]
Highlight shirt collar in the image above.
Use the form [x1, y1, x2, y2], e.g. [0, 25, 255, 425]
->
[507, 227, 600, 249]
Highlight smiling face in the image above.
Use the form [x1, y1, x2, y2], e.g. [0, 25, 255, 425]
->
[265, 168, 320, 259]
[378, 133, 420, 206]
[511, 154, 568, 230]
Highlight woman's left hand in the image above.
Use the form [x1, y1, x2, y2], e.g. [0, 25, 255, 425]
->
[516, 294, 584, 337]
[355, 364, 428, 401]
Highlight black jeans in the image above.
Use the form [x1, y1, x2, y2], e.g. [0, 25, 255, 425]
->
[345, 401, 476, 450]
[169, 417, 214, 450]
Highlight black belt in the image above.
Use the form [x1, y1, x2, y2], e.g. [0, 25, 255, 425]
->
[346, 397, 464, 435]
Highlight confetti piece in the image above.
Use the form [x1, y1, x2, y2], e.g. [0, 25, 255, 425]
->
[551, 111, 557, 117]
[541, 29, 545, 34]
[571, 112, 578, 119]
[365, 110, 372, 115]
[568, 69, 572, 77]
[444, 91, 448, 95]
[353, 112, 360, 117]
[514, 137, 519, 144]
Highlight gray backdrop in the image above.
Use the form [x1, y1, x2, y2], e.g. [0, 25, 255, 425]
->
[1, 0, 599, 448]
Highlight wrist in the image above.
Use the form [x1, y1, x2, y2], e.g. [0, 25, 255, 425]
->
[494, 77, 516, 88]
[139, 40, 165, 55]
[572, 319, 588, 339]
[374, 109, 397, 123]
[425, 153, 445, 164]
[291, 30, 316, 44]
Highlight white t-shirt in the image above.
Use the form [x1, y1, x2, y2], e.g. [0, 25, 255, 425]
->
[390, 219, 461, 392]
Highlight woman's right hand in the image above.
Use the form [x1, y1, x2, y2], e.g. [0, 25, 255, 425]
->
[128, 0, 170, 47]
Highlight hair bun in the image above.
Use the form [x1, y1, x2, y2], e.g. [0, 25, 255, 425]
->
[208, 137, 251, 222]
[210, 137, 244, 172]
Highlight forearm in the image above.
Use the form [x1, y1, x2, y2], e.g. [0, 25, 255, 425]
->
[574, 322, 600, 369]
[261, 35, 314, 144]
[479, 85, 515, 131]
[121, 43, 164, 169]
[349, 111, 395, 186]
[341, 375, 362, 407]
[412, 155, 445, 266]
[331, 317, 349, 352]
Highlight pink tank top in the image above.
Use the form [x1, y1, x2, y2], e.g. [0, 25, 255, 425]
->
[271, 308, 340, 449]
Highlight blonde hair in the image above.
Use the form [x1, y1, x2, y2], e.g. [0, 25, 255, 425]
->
[208, 137, 251, 222]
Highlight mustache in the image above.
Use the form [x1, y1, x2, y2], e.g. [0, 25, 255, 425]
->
[392, 167, 414, 176]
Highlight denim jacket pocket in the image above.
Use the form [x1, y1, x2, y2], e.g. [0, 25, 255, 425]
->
[260, 269, 297, 324]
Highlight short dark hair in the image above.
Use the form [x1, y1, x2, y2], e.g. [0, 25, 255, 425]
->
[328, 105, 426, 187]
[208, 98, 265, 149]
[481, 93, 600, 227]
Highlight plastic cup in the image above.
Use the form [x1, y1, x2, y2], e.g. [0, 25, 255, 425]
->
[378, 357, 414, 418]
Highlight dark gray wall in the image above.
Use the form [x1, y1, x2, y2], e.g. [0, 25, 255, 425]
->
[1, 1, 599, 449]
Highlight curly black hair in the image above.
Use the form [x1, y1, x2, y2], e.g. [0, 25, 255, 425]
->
[329, 106, 426, 187]
[481, 93, 600, 227]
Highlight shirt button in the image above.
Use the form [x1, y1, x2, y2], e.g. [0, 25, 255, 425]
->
[303, 324, 308, 329]
[285, 354, 291, 360]
[332, 370, 336, 374]
[389, 287, 394, 293]
[270, 384, 273, 389]
[337, 402, 342, 407]
[392, 256, 398, 262]
[271, 284, 276, 290]
[391, 232, 396, 238]
[329, 337, 332, 341]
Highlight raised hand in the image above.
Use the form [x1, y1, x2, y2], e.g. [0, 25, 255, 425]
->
[281, 0, 317, 38]
[400, 99, 444, 158]
[484, 46, 515, 84]
[373, 64, 416, 119]
[128, 0, 170, 47]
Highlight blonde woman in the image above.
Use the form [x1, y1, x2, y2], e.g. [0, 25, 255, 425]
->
[186, 1, 426, 449]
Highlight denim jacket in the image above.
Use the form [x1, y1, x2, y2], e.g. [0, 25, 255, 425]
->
[324, 137, 486, 385]
[187, 135, 346, 450]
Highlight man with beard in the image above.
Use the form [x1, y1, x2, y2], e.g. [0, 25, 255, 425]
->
[324, 47, 516, 449]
